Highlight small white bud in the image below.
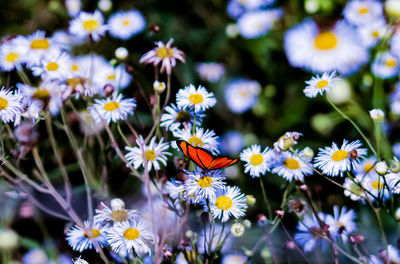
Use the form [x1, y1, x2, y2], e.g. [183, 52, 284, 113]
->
[305, 0, 319, 13]
[327, 79, 352, 104]
[396, 207, 400, 221]
[303, 147, 314, 158]
[0, 229, 18, 250]
[74, 256, 89, 264]
[369, 109, 385, 121]
[110, 198, 125, 210]
[375, 161, 388, 175]
[230, 223, 245, 237]
[385, 0, 400, 18]
[98, 0, 112, 12]
[226, 24, 239, 38]
[243, 219, 251, 228]
[115, 47, 128, 60]
[185, 230, 193, 238]
[153, 81, 166, 93]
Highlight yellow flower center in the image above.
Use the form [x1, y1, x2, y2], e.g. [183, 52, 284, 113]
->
[0, 97, 8, 110]
[215, 195, 233, 210]
[240, 90, 248, 97]
[33, 89, 51, 101]
[156, 47, 174, 59]
[317, 80, 329, 89]
[364, 163, 374, 173]
[250, 154, 263, 166]
[30, 38, 50, 50]
[83, 19, 99, 32]
[283, 158, 300, 170]
[371, 31, 379, 38]
[108, 74, 115, 80]
[103, 101, 120, 111]
[144, 150, 156, 161]
[331, 150, 349, 161]
[358, 7, 369, 14]
[110, 209, 129, 222]
[175, 110, 191, 123]
[71, 64, 79, 71]
[314, 31, 338, 50]
[385, 59, 397, 68]
[5, 53, 19, 63]
[123, 228, 140, 240]
[188, 94, 204, 105]
[46, 62, 59, 71]
[371, 180, 383, 190]
[198, 176, 213, 188]
[84, 229, 100, 238]
[122, 19, 130, 26]
[188, 136, 204, 147]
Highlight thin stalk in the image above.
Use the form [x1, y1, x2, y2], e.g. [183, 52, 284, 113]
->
[117, 123, 131, 147]
[260, 177, 272, 220]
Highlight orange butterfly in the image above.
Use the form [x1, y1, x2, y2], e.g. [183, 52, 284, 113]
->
[177, 140, 239, 173]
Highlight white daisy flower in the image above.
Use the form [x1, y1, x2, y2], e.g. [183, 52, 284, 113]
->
[314, 140, 367, 177]
[386, 172, 400, 193]
[219, 131, 244, 155]
[273, 131, 303, 152]
[124, 136, 171, 171]
[325, 206, 357, 241]
[94, 64, 132, 90]
[31, 49, 71, 80]
[73, 256, 89, 264]
[196, 62, 225, 83]
[224, 79, 261, 114]
[343, 0, 383, 26]
[107, 220, 153, 257]
[343, 175, 366, 201]
[227, 0, 275, 19]
[363, 173, 390, 202]
[271, 150, 313, 182]
[66, 220, 108, 252]
[284, 19, 369, 75]
[160, 103, 204, 132]
[369, 109, 385, 121]
[368, 245, 400, 264]
[184, 168, 226, 203]
[139, 38, 185, 75]
[237, 9, 282, 39]
[358, 19, 387, 48]
[208, 186, 247, 222]
[69, 10, 108, 41]
[304, 71, 340, 98]
[88, 94, 136, 124]
[164, 179, 186, 200]
[240, 144, 272, 178]
[353, 156, 378, 177]
[294, 213, 328, 252]
[176, 84, 217, 113]
[95, 202, 138, 225]
[371, 51, 399, 79]
[0, 41, 26, 71]
[108, 10, 146, 40]
[0, 88, 23, 123]
[172, 126, 219, 154]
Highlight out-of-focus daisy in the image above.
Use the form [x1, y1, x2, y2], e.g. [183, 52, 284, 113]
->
[208, 186, 247, 222]
[343, 175, 366, 201]
[294, 213, 328, 252]
[95, 64, 132, 90]
[314, 140, 367, 177]
[0, 41, 26, 71]
[358, 19, 387, 48]
[391, 31, 400, 58]
[369, 245, 400, 264]
[219, 131, 244, 155]
[284, 19, 369, 74]
[31, 49, 71, 80]
[107, 220, 153, 256]
[52, 30, 86, 49]
[66, 221, 108, 252]
[227, 0, 275, 19]
[384, 172, 400, 194]
[222, 254, 247, 264]
[69, 10, 108, 41]
[172, 126, 219, 154]
[0, 88, 23, 123]
[125, 136, 170, 171]
[139, 39, 185, 75]
[363, 173, 390, 201]
[353, 156, 378, 177]
[240, 145, 272, 177]
[88, 94, 136, 124]
[73, 256, 89, 264]
[108, 10, 146, 40]
[343, 0, 383, 26]
[95, 201, 138, 225]
[196, 62, 225, 82]
[164, 179, 186, 200]
[176, 84, 216, 113]
[304, 71, 340, 98]
[160, 103, 204, 132]
[184, 168, 226, 203]
[224, 79, 261, 114]
[66, 0, 81, 17]
[23, 249, 47, 264]
[271, 150, 313, 182]
[237, 9, 281, 39]
[371, 51, 399, 79]
[325, 206, 357, 241]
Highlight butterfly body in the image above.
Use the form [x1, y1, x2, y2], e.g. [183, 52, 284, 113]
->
[177, 140, 239, 173]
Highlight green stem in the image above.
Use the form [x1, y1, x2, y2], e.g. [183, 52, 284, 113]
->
[117, 123, 131, 147]
[260, 177, 272, 220]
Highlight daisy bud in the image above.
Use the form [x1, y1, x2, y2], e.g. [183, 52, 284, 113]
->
[257, 214, 268, 226]
[385, 0, 400, 18]
[260, 247, 271, 259]
[303, 147, 314, 158]
[200, 212, 209, 224]
[74, 257, 89, 264]
[349, 234, 365, 244]
[299, 184, 308, 192]
[245, 249, 253, 257]
[246, 194, 256, 206]
[395, 208, 400, 221]
[327, 79, 351, 104]
[304, 0, 319, 14]
[285, 240, 296, 249]
[103, 84, 114, 97]
[98, 0, 112, 12]
[275, 209, 284, 218]
[110, 198, 125, 210]
[243, 219, 251, 228]
[149, 25, 160, 34]
[185, 230, 193, 238]
[369, 109, 385, 122]
[375, 161, 388, 175]
[115, 47, 128, 60]
[163, 248, 173, 260]
[153, 80, 166, 94]
[391, 161, 400, 173]
[226, 23, 239, 38]
[230, 223, 245, 237]
[0, 229, 18, 250]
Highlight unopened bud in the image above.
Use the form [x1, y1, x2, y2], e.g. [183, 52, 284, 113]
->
[243, 219, 251, 228]
[98, 0, 112, 12]
[257, 214, 267, 226]
[285, 240, 296, 249]
[299, 184, 308, 192]
[246, 195, 256, 206]
[245, 249, 253, 257]
[149, 25, 160, 34]
[375, 161, 388, 175]
[163, 248, 173, 260]
[369, 109, 385, 122]
[110, 198, 125, 210]
[185, 230, 193, 238]
[391, 161, 400, 173]
[395, 208, 400, 221]
[104, 84, 114, 97]
[153, 81, 166, 93]
[303, 147, 314, 158]
[230, 223, 245, 237]
[385, 0, 400, 18]
[275, 209, 284, 218]
[115, 47, 128, 60]
[260, 247, 271, 259]
[349, 234, 365, 244]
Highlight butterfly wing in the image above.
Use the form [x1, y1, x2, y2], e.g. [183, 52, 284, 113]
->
[177, 140, 214, 169]
[208, 157, 239, 170]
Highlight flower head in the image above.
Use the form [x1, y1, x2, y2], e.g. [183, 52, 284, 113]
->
[304, 71, 340, 98]
[89, 94, 136, 124]
[208, 186, 247, 222]
[108, 10, 146, 40]
[0, 88, 23, 123]
[240, 145, 272, 177]
[66, 220, 108, 252]
[69, 10, 108, 41]
[176, 84, 216, 113]
[184, 168, 226, 203]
